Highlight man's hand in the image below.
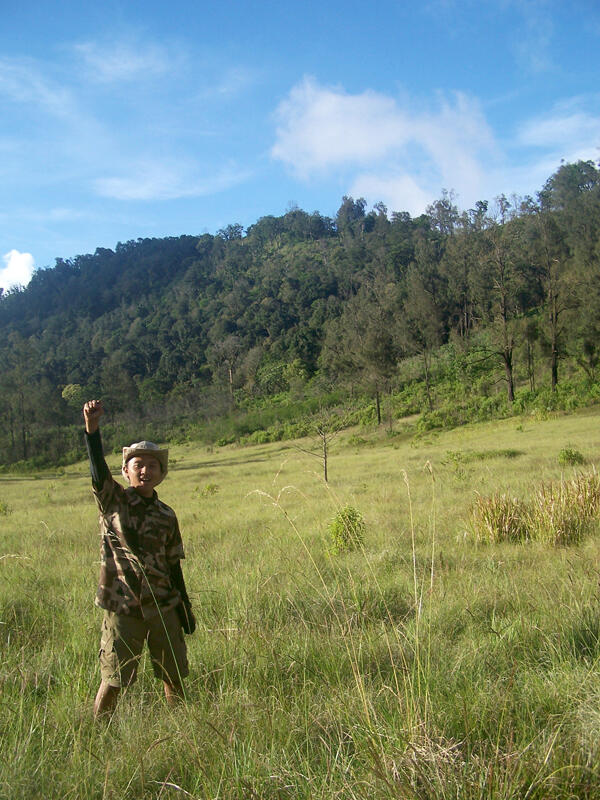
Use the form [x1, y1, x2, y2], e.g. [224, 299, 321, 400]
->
[178, 601, 196, 635]
[83, 399, 104, 434]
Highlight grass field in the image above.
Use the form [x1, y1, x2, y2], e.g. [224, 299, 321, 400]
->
[3, 409, 600, 798]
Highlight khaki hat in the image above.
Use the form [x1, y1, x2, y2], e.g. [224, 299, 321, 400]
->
[122, 441, 169, 480]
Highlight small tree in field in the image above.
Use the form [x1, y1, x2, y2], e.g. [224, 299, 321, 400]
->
[295, 408, 342, 482]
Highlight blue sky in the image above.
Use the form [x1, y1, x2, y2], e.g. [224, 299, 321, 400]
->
[1, 0, 599, 289]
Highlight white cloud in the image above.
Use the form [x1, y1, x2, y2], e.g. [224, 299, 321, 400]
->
[272, 78, 600, 214]
[272, 78, 412, 175]
[271, 77, 498, 212]
[1, 250, 35, 289]
[349, 173, 434, 216]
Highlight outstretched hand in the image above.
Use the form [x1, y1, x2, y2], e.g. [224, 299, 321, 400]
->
[83, 399, 104, 434]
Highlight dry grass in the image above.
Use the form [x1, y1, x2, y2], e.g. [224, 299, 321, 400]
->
[470, 469, 600, 546]
[470, 492, 530, 543]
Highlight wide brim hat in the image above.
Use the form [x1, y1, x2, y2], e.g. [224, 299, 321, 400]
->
[122, 440, 169, 481]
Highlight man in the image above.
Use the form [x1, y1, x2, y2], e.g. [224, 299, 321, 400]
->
[83, 399, 194, 717]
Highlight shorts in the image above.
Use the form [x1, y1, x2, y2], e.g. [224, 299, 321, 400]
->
[99, 608, 189, 688]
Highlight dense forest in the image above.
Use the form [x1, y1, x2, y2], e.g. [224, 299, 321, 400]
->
[1, 159, 600, 469]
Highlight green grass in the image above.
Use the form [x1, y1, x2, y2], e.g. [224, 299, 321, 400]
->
[3, 409, 600, 797]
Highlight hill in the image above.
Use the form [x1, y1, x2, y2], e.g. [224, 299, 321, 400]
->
[1, 160, 600, 469]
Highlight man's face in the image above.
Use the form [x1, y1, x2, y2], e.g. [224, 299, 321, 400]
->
[123, 455, 163, 497]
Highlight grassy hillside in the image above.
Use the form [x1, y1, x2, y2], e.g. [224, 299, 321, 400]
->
[2, 409, 600, 798]
[3, 160, 600, 470]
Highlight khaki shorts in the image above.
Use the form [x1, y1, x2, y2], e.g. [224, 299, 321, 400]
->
[99, 608, 189, 688]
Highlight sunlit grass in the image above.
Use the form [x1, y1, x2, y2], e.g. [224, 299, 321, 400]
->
[2, 408, 600, 797]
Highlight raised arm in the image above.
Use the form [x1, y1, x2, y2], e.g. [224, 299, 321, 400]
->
[83, 400, 111, 490]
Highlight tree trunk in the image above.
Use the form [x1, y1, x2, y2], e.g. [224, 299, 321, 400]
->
[527, 340, 535, 392]
[228, 365, 234, 402]
[503, 347, 515, 403]
[550, 294, 559, 392]
[423, 351, 433, 411]
[19, 390, 28, 460]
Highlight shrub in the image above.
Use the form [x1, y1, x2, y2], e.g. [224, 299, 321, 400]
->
[329, 506, 366, 553]
[196, 483, 220, 498]
[347, 434, 370, 448]
[558, 446, 586, 466]
[0, 499, 11, 515]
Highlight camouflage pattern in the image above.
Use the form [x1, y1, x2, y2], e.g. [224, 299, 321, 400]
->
[92, 474, 184, 619]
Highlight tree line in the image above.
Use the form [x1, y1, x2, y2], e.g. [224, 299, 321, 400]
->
[1, 160, 599, 467]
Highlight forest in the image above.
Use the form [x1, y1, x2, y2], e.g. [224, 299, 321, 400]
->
[1, 159, 599, 469]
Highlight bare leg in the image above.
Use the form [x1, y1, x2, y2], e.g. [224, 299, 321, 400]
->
[93, 680, 121, 718]
[163, 680, 184, 706]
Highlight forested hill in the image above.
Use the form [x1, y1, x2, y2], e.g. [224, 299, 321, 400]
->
[1, 160, 600, 469]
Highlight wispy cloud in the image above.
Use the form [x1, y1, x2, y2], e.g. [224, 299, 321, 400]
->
[517, 99, 600, 156]
[0, 43, 256, 205]
[509, 0, 555, 73]
[72, 38, 176, 83]
[94, 160, 252, 201]
[1, 250, 35, 289]
[0, 57, 77, 118]
[196, 66, 260, 100]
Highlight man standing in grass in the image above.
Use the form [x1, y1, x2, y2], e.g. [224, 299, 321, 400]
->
[83, 399, 195, 717]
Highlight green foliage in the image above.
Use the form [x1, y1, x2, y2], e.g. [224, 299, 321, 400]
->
[0, 498, 11, 515]
[328, 505, 366, 553]
[346, 434, 371, 448]
[2, 160, 600, 470]
[60, 383, 88, 410]
[558, 445, 586, 466]
[443, 448, 523, 466]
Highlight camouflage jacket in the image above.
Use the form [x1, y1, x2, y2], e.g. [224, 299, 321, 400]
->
[86, 431, 184, 618]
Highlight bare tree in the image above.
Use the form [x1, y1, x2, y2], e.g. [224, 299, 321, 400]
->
[295, 408, 342, 482]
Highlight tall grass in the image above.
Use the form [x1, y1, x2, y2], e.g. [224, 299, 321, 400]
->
[471, 469, 600, 545]
[2, 410, 600, 797]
